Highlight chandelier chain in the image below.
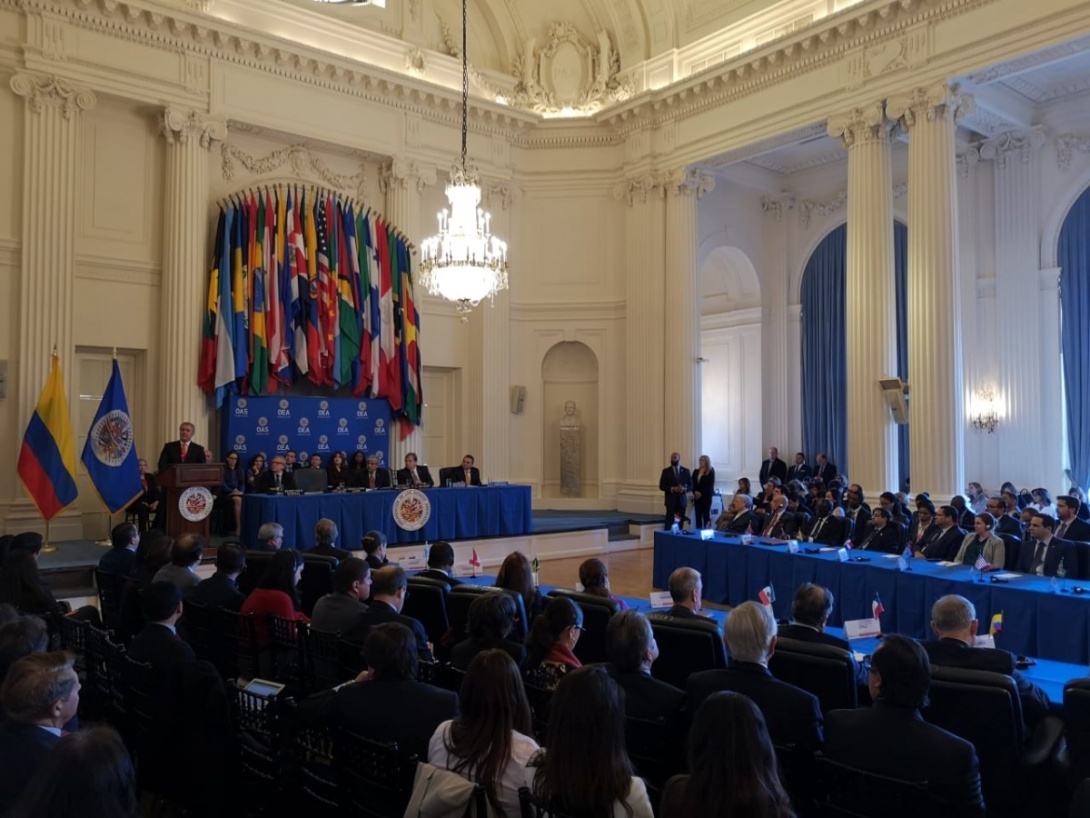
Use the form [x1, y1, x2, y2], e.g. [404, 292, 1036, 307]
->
[461, 0, 468, 175]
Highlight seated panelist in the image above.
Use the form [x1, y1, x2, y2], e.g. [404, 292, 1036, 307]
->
[396, 453, 434, 488]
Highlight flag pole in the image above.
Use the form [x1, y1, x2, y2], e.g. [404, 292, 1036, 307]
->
[42, 518, 55, 554]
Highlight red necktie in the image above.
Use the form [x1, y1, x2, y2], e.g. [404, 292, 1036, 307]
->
[764, 514, 779, 536]
[181, 442, 189, 460]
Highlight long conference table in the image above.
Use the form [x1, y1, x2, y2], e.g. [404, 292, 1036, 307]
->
[241, 485, 533, 550]
[653, 530, 1090, 667]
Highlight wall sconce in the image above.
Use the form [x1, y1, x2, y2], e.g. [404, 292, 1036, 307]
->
[970, 390, 999, 434]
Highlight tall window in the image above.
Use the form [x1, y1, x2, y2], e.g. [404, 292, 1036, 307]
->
[1058, 186, 1090, 489]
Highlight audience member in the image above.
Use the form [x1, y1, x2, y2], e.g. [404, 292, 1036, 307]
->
[761, 494, 800, 538]
[950, 494, 976, 529]
[953, 513, 1005, 568]
[451, 592, 525, 671]
[803, 499, 847, 545]
[854, 507, 904, 553]
[184, 544, 246, 611]
[786, 452, 810, 484]
[254, 522, 285, 552]
[127, 582, 196, 672]
[244, 453, 267, 492]
[417, 541, 463, 586]
[777, 584, 868, 691]
[325, 451, 351, 491]
[344, 566, 433, 661]
[525, 665, 653, 818]
[660, 691, 795, 818]
[240, 549, 311, 647]
[577, 558, 625, 609]
[133, 532, 173, 588]
[0, 551, 65, 617]
[310, 558, 371, 634]
[1055, 495, 1090, 541]
[879, 491, 911, 527]
[130, 458, 160, 533]
[310, 518, 351, 560]
[1030, 487, 1056, 517]
[966, 482, 988, 514]
[605, 610, 684, 721]
[989, 495, 1021, 537]
[98, 522, 139, 578]
[844, 484, 872, 537]
[496, 551, 545, 619]
[220, 450, 246, 536]
[361, 530, 389, 571]
[1019, 513, 1075, 577]
[907, 499, 939, 554]
[152, 533, 204, 590]
[524, 596, 583, 691]
[429, 650, 538, 815]
[0, 615, 50, 685]
[719, 493, 760, 535]
[663, 567, 708, 618]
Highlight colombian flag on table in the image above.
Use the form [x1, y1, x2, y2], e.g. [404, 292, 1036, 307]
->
[17, 353, 78, 520]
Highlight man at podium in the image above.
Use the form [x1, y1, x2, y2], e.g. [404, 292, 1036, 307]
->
[157, 422, 207, 472]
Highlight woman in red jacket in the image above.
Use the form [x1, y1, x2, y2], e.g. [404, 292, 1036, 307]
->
[240, 548, 310, 646]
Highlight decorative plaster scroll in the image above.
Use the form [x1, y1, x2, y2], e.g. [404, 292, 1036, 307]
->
[826, 102, 889, 148]
[613, 172, 669, 206]
[220, 142, 369, 200]
[1056, 134, 1090, 173]
[404, 47, 427, 76]
[885, 82, 973, 130]
[843, 24, 929, 91]
[760, 192, 795, 221]
[956, 147, 979, 178]
[798, 190, 845, 227]
[160, 106, 227, 148]
[10, 72, 96, 119]
[483, 182, 523, 210]
[893, 183, 907, 200]
[378, 158, 437, 194]
[665, 168, 715, 199]
[977, 127, 1046, 169]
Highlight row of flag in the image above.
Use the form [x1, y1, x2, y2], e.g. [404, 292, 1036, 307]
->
[17, 354, 143, 522]
[197, 187, 423, 436]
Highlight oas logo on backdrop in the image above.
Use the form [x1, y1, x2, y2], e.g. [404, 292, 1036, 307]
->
[234, 434, 248, 453]
[337, 418, 350, 435]
[256, 417, 270, 434]
[90, 410, 135, 467]
[235, 398, 248, 416]
[297, 417, 311, 435]
[278, 399, 291, 418]
[276, 434, 290, 452]
[356, 401, 369, 419]
[318, 400, 331, 418]
[356, 435, 367, 451]
[318, 435, 331, 452]
[374, 419, 386, 436]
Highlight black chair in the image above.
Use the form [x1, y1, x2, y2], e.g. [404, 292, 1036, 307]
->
[334, 728, 417, 818]
[181, 600, 216, 665]
[231, 685, 292, 810]
[1000, 534, 1022, 572]
[404, 575, 452, 648]
[238, 551, 275, 599]
[1072, 541, 1090, 581]
[545, 589, 618, 665]
[813, 754, 961, 818]
[268, 614, 304, 691]
[1064, 679, 1090, 782]
[646, 612, 726, 690]
[518, 786, 580, 818]
[94, 568, 128, 633]
[300, 625, 350, 693]
[120, 654, 156, 758]
[525, 683, 553, 743]
[437, 663, 467, 694]
[292, 724, 339, 815]
[438, 467, 459, 487]
[209, 608, 261, 682]
[769, 636, 858, 713]
[448, 584, 529, 643]
[84, 625, 126, 723]
[625, 715, 684, 792]
[299, 554, 338, 617]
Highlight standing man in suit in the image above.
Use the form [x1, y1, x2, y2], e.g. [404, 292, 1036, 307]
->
[786, 452, 811, 485]
[311, 558, 371, 634]
[855, 507, 904, 553]
[310, 518, 352, 561]
[605, 610, 684, 721]
[1056, 495, 1090, 541]
[659, 452, 692, 529]
[824, 635, 984, 817]
[357, 455, 392, 490]
[1019, 513, 1075, 577]
[185, 544, 246, 611]
[157, 421, 207, 472]
[456, 454, 482, 487]
[416, 541, 463, 587]
[813, 453, 837, 484]
[128, 582, 196, 673]
[344, 566, 433, 661]
[254, 455, 297, 494]
[396, 453, 434, 488]
[922, 505, 965, 561]
[759, 447, 788, 487]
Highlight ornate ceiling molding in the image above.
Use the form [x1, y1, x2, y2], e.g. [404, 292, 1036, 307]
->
[760, 192, 795, 221]
[1056, 133, 1090, 173]
[220, 140, 370, 200]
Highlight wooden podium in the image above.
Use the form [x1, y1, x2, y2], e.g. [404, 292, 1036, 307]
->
[157, 463, 222, 539]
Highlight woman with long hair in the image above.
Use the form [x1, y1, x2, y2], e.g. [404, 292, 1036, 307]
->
[221, 450, 246, 535]
[524, 596, 583, 691]
[496, 551, 544, 619]
[526, 665, 653, 817]
[0, 551, 64, 617]
[578, 559, 627, 610]
[1030, 487, 1055, 517]
[660, 691, 794, 818]
[428, 649, 539, 815]
[693, 455, 716, 529]
[245, 453, 266, 492]
[327, 451, 350, 491]
[349, 450, 367, 473]
[737, 477, 752, 498]
[451, 592, 526, 671]
[879, 491, 910, 527]
[240, 548, 310, 646]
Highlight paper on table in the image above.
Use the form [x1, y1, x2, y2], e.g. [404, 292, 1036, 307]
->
[844, 618, 882, 639]
[992, 572, 1020, 580]
[939, 561, 960, 567]
[819, 547, 839, 553]
[882, 554, 900, 559]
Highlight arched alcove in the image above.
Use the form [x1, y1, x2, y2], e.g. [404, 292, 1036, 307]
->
[699, 245, 762, 314]
[541, 341, 599, 499]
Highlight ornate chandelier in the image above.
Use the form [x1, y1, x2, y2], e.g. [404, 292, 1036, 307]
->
[418, 0, 508, 321]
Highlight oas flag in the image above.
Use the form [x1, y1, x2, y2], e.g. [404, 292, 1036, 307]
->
[81, 360, 143, 513]
[17, 353, 78, 520]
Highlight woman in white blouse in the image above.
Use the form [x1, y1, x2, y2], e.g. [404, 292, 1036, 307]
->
[428, 650, 539, 816]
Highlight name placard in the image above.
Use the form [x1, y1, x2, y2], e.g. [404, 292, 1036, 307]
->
[844, 618, 882, 639]
[700, 529, 714, 541]
[649, 591, 673, 609]
[837, 548, 850, 563]
[973, 634, 996, 648]
[787, 540, 800, 554]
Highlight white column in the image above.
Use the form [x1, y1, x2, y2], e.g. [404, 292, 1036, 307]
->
[887, 83, 971, 499]
[664, 169, 715, 467]
[380, 158, 436, 467]
[828, 103, 898, 494]
[158, 107, 226, 451]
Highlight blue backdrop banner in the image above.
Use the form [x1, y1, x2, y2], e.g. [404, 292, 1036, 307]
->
[221, 396, 393, 467]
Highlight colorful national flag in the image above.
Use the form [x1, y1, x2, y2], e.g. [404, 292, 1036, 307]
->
[17, 353, 78, 521]
[974, 553, 989, 571]
[531, 556, 540, 574]
[470, 548, 481, 575]
[872, 593, 885, 620]
[990, 611, 1004, 635]
[759, 585, 776, 608]
[198, 210, 226, 396]
[80, 360, 142, 513]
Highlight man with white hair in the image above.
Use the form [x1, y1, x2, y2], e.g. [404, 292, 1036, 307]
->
[687, 601, 822, 754]
[719, 493, 761, 536]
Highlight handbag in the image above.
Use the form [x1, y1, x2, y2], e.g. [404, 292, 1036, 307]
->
[403, 761, 482, 818]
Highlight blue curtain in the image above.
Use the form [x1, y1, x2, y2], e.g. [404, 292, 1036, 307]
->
[801, 225, 848, 472]
[894, 221, 909, 492]
[1059, 187, 1090, 491]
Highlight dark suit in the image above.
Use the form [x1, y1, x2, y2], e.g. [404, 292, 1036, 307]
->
[416, 568, 463, 587]
[447, 466, 481, 487]
[451, 636, 526, 671]
[996, 514, 1022, 537]
[131, 471, 160, 531]
[1057, 518, 1090, 542]
[99, 546, 139, 578]
[845, 505, 872, 539]
[0, 722, 60, 805]
[607, 665, 685, 721]
[364, 554, 389, 572]
[311, 592, 368, 634]
[687, 661, 823, 753]
[157, 440, 207, 472]
[804, 515, 848, 546]
[185, 572, 244, 611]
[825, 702, 984, 817]
[253, 470, 297, 494]
[907, 520, 940, 553]
[310, 543, 352, 561]
[761, 510, 800, 539]
[724, 509, 761, 535]
[777, 623, 869, 690]
[396, 465, 434, 488]
[923, 526, 965, 561]
[128, 623, 196, 672]
[692, 469, 716, 529]
[355, 469, 392, 489]
[923, 638, 1050, 730]
[759, 458, 788, 486]
[659, 465, 693, 529]
[786, 463, 811, 484]
[813, 461, 837, 483]
[1017, 536, 1075, 577]
[663, 604, 708, 621]
[344, 599, 433, 661]
[855, 522, 904, 554]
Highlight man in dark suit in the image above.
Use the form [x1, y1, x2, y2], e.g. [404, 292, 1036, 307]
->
[1056, 495, 1090, 542]
[0, 652, 80, 805]
[311, 558, 371, 634]
[310, 518, 352, 561]
[454, 454, 482, 487]
[659, 452, 692, 529]
[688, 602, 823, 755]
[157, 421, 207, 472]
[854, 508, 904, 553]
[760, 494, 800, 539]
[416, 541, 463, 587]
[925, 595, 1050, 731]
[295, 622, 458, 760]
[786, 452, 811, 485]
[605, 610, 685, 721]
[185, 544, 246, 611]
[813, 452, 837, 484]
[99, 521, 140, 578]
[254, 455, 297, 494]
[344, 566, 433, 661]
[396, 452, 434, 488]
[661, 567, 711, 619]
[721, 493, 761, 536]
[355, 454, 392, 489]
[907, 500, 940, 555]
[1019, 513, 1075, 577]
[128, 582, 197, 673]
[803, 499, 847, 546]
[844, 485, 872, 539]
[989, 496, 1022, 537]
[824, 634, 985, 817]
[759, 447, 788, 487]
[922, 505, 965, 561]
[777, 583, 868, 691]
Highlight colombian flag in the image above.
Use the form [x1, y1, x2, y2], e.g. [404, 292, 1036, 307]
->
[17, 353, 78, 520]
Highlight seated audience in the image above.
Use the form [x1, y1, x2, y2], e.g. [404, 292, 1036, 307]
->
[9, 725, 136, 818]
[604, 610, 684, 721]
[220, 450, 246, 535]
[760, 494, 800, 538]
[325, 451, 351, 491]
[661, 566, 709, 618]
[524, 596, 583, 691]
[921, 505, 965, 561]
[451, 592, 526, 671]
[0, 551, 65, 618]
[127, 582, 196, 673]
[993, 493, 1022, 536]
[361, 530, 389, 571]
[953, 513, 1005, 568]
[344, 566, 433, 661]
[718, 493, 761, 535]
[854, 507, 904, 553]
[1030, 487, 1056, 517]
[429, 650, 539, 816]
[132, 532, 173, 588]
[98, 522, 139, 578]
[254, 522, 285, 552]
[880, 491, 911, 527]
[240, 549, 311, 647]
[0, 652, 81, 805]
[0, 615, 50, 686]
[417, 541, 463, 586]
[244, 453, 266, 492]
[1019, 513, 1075, 577]
[925, 595, 1050, 731]
[660, 691, 795, 818]
[803, 499, 847, 545]
[577, 558, 625, 609]
[310, 558, 371, 634]
[1055, 494, 1090, 541]
[152, 533, 204, 591]
[496, 551, 545, 619]
[184, 544, 246, 611]
[824, 634, 985, 817]
[688, 601, 823, 756]
[907, 499, 939, 554]
[310, 518, 351, 561]
[778, 583, 868, 693]
[524, 665, 654, 818]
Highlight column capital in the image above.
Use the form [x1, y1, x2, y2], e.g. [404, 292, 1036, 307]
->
[886, 82, 973, 130]
[378, 157, 437, 194]
[160, 106, 227, 148]
[10, 73, 95, 119]
[978, 126, 1047, 169]
[760, 192, 795, 221]
[827, 102, 889, 148]
[614, 172, 667, 206]
[482, 180, 522, 211]
[664, 168, 716, 199]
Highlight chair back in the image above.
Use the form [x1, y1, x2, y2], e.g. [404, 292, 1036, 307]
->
[209, 608, 261, 682]
[517, 786, 580, 818]
[299, 554, 338, 617]
[545, 589, 618, 665]
[334, 728, 417, 818]
[267, 614, 304, 691]
[120, 654, 157, 753]
[1000, 534, 1022, 572]
[292, 724, 339, 813]
[646, 612, 726, 690]
[84, 625, 126, 723]
[1065, 678, 1090, 781]
[300, 625, 350, 693]
[769, 636, 858, 713]
[814, 754, 960, 818]
[230, 685, 291, 806]
[94, 568, 128, 631]
[438, 663, 467, 694]
[238, 551, 274, 598]
[448, 584, 528, 643]
[295, 469, 329, 493]
[625, 715, 684, 791]
[404, 575, 452, 646]
[1073, 540, 1090, 581]
[438, 467, 459, 486]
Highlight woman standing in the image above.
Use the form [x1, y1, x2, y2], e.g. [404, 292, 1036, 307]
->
[693, 455, 716, 529]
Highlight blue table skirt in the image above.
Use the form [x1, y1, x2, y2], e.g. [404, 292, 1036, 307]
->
[652, 531, 1090, 666]
[242, 485, 532, 550]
